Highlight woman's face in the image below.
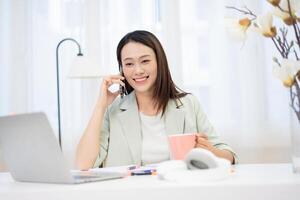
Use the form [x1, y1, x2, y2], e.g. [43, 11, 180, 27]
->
[121, 42, 158, 95]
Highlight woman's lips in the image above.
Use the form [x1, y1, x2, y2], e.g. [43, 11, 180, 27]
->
[133, 76, 149, 83]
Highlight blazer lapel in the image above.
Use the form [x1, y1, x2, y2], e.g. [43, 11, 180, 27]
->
[164, 98, 185, 136]
[117, 92, 142, 165]
[116, 93, 185, 164]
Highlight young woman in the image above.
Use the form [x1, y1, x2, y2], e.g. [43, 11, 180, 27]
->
[76, 30, 236, 169]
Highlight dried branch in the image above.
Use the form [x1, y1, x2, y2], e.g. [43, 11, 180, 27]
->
[294, 49, 299, 60]
[277, 5, 289, 13]
[296, 23, 300, 38]
[290, 86, 300, 122]
[244, 6, 257, 18]
[271, 37, 285, 58]
[226, 6, 257, 20]
[287, 0, 300, 53]
[291, 72, 300, 121]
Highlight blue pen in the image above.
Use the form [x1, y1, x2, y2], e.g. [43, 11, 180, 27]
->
[131, 171, 152, 176]
[130, 169, 156, 176]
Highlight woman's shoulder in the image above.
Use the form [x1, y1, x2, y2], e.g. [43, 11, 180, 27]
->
[178, 93, 200, 106]
[176, 93, 203, 113]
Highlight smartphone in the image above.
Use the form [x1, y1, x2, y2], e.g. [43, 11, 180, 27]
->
[119, 84, 127, 98]
[119, 67, 128, 98]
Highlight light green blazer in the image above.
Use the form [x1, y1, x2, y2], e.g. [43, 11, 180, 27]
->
[93, 91, 236, 168]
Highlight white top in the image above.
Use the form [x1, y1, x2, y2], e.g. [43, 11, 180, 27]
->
[139, 112, 170, 165]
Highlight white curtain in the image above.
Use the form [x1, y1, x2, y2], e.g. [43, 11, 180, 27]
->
[177, 0, 291, 163]
[0, 0, 292, 169]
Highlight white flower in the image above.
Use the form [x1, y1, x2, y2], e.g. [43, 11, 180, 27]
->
[253, 12, 277, 37]
[273, 58, 300, 87]
[272, 0, 299, 25]
[224, 17, 251, 41]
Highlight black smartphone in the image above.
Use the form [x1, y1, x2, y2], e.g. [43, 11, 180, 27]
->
[119, 67, 128, 98]
[120, 85, 126, 98]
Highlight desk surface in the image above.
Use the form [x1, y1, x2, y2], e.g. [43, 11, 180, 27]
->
[1, 163, 300, 200]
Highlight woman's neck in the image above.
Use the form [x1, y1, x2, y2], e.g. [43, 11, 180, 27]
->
[135, 92, 159, 116]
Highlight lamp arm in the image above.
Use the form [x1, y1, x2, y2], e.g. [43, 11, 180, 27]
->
[56, 38, 83, 56]
[55, 38, 83, 149]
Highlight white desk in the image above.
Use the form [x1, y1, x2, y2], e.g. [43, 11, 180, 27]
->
[1, 163, 300, 200]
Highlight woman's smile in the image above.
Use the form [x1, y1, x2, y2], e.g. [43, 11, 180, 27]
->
[133, 75, 150, 83]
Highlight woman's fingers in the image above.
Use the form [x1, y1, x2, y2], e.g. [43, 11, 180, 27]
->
[195, 143, 208, 149]
[105, 79, 125, 87]
[108, 74, 125, 79]
[195, 138, 209, 147]
[194, 133, 211, 149]
[196, 133, 208, 140]
[103, 77, 121, 84]
[103, 76, 125, 88]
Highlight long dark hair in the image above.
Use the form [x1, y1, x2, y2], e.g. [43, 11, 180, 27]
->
[116, 30, 188, 115]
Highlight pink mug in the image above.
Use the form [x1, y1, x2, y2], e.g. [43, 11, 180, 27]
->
[168, 133, 197, 160]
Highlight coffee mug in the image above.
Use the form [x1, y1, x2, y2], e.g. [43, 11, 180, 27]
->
[168, 133, 197, 160]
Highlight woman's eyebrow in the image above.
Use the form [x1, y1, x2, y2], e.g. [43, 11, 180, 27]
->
[123, 57, 133, 62]
[139, 55, 151, 59]
[123, 54, 151, 61]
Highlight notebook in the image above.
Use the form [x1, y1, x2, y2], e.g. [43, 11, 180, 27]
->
[0, 112, 124, 184]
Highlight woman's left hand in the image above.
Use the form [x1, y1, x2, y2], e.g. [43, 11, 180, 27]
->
[194, 133, 217, 154]
[195, 133, 234, 164]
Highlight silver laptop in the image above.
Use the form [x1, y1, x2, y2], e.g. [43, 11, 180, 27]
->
[0, 112, 124, 184]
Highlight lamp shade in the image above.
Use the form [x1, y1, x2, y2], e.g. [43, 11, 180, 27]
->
[68, 56, 103, 78]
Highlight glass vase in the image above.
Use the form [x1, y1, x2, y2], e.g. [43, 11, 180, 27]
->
[290, 110, 300, 173]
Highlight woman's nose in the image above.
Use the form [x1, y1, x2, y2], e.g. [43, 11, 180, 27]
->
[134, 63, 145, 74]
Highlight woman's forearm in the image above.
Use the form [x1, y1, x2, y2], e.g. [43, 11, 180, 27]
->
[75, 100, 106, 170]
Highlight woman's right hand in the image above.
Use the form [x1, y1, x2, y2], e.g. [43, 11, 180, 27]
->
[98, 74, 125, 108]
